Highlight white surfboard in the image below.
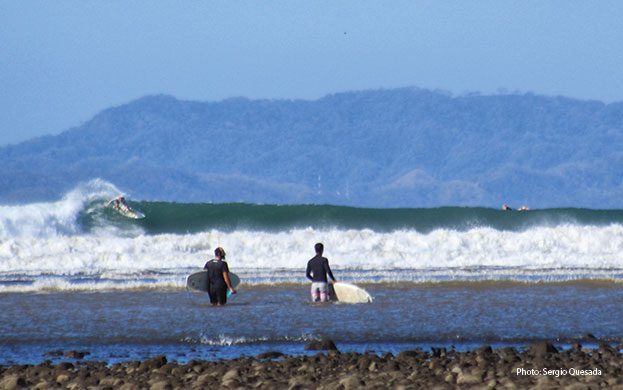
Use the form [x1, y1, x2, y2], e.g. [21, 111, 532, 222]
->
[108, 199, 145, 219]
[116, 204, 145, 219]
[330, 282, 373, 304]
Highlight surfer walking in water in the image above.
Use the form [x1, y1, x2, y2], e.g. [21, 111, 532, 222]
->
[204, 247, 236, 306]
[306, 242, 337, 302]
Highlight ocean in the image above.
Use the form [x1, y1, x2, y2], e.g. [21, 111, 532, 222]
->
[1, 179, 622, 365]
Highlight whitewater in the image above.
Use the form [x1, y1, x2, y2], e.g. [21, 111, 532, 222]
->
[1, 179, 623, 293]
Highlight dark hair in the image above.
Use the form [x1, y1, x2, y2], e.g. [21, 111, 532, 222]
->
[314, 242, 324, 254]
[214, 247, 226, 259]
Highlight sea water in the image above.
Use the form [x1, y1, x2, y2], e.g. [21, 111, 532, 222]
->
[1, 179, 622, 365]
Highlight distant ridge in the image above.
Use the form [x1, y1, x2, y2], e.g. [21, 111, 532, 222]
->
[1, 87, 622, 207]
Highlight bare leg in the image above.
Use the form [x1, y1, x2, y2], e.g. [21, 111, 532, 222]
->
[311, 287, 320, 302]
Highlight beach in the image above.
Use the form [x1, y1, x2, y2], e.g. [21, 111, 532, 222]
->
[1, 342, 621, 389]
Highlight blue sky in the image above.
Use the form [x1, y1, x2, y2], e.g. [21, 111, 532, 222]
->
[1, 1, 622, 146]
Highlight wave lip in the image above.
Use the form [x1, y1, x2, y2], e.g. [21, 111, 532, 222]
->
[0, 179, 129, 239]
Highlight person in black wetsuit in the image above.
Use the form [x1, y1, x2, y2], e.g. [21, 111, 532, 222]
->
[203, 247, 236, 306]
[306, 242, 337, 302]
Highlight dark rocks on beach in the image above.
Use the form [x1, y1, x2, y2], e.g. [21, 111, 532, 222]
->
[257, 351, 285, 360]
[304, 338, 338, 351]
[63, 350, 90, 359]
[571, 340, 582, 351]
[2, 342, 622, 389]
[528, 340, 558, 357]
[396, 349, 426, 361]
[139, 355, 168, 371]
[43, 350, 90, 359]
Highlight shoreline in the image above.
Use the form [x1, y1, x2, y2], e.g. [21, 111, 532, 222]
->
[2, 342, 622, 389]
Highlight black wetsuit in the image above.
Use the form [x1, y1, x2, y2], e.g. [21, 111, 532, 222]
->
[204, 259, 230, 305]
[306, 255, 335, 283]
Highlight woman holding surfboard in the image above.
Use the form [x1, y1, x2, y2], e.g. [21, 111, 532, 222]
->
[203, 247, 236, 306]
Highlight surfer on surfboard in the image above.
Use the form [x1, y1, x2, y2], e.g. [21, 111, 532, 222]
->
[306, 242, 337, 302]
[109, 195, 130, 211]
[107, 195, 145, 219]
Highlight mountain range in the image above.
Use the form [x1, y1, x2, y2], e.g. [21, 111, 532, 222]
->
[2, 87, 622, 208]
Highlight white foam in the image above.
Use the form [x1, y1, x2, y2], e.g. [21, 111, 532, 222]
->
[1, 224, 623, 291]
[182, 334, 316, 346]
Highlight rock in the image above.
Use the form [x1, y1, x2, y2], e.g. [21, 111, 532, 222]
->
[288, 375, 310, 389]
[599, 341, 617, 356]
[563, 384, 591, 390]
[396, 350, 422, 360]
[296, 364, 312, 373]
[528, 341, 558, 357]
[457, 368, 485, 385]
[431, 347, 446, 358]
[66, 381, 86, 390]
[57, 362, 74, 370]
[194, 373, 212, 385]
[257, 351, 285, 360]
[139, 355, 168, 371]
[99, 376, 122, 387]
[55, 374, 71, 384]
[304, 338, 338, 351]
[338, 375, 364, 389]
[150, 380, 172, 390]
[386, 361, 400, 371]
[221, 367, 241, 388]
[0, 375, 27, 390]
[450, 365, 463, 375]
[63, 350, 89, 359]
[31, 381, 51, 390]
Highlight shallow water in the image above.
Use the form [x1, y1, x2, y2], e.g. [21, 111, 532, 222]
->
[1, 282, 622, 365]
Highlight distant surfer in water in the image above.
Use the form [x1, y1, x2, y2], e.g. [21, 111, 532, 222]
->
[204, 247, 236, 306]
[502, 203, 529, 211]
[306, 242, 337, 302]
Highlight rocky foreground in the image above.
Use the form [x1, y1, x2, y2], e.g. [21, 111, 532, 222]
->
[1, 341, 622, 389]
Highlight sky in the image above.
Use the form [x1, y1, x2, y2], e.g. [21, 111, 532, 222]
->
[1, 1, 623, 146]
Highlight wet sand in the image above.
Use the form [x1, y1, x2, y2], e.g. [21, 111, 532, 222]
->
[1, 341, 622, 389]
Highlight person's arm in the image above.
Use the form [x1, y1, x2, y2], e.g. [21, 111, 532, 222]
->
[306, 262, 313, 281]
[223, 272, 236, 294]
[325, 259, 336, 283]
[222, 262, 235, 293]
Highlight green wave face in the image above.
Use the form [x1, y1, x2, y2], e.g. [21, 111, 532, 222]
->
[81, 202, 623, 235]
